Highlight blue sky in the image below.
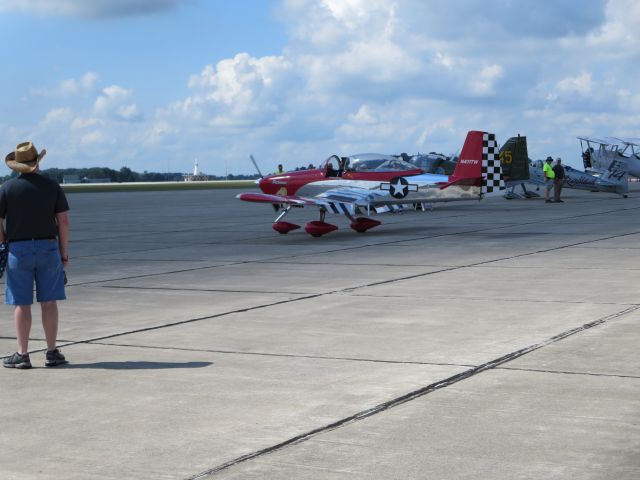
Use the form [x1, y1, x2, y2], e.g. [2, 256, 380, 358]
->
[1, 0, 638, 174]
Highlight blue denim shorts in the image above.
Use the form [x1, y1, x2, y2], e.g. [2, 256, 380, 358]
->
[5, 239, 66, 305]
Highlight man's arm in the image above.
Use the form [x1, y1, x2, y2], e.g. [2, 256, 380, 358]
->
[0, 216, 5, 244]
[56, 211, 69, 266]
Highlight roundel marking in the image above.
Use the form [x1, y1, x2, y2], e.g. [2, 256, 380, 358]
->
[389, 176, 410, 199]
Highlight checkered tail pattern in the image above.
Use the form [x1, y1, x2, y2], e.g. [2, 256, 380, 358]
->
[481, 133, 505, 193]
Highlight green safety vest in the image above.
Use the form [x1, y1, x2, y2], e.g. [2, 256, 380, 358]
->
[543, 162, 555, 179]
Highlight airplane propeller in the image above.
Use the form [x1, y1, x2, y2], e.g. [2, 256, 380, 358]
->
[249, 154, 264, 179]
[250, 154, 282, 212]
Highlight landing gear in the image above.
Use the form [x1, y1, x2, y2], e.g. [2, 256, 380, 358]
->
[271, 205, 381, 237]
[349, 217, 381, 233]
[271, 205, 300, 234]
[304, 209, 338, 237]
[272, 222, 300, 234]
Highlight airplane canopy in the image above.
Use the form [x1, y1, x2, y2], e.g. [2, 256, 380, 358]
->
[345, 153, 416, 172]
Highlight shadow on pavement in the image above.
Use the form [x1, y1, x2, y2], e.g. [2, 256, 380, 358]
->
[63, 361, 213, 370]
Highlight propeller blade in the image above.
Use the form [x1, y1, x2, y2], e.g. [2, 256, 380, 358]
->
[250, 154, 264, 179]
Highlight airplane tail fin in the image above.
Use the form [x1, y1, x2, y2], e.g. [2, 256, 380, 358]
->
[449, 131, 505, 195]
[499, 135, 530, 182]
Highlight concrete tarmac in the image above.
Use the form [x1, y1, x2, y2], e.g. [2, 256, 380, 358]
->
[1, 185, 639, 479]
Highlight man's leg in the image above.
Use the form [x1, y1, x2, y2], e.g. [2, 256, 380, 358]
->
[15, 305, 32, 354]
[41, 301, 59, 351]
[554, 181, 560, 201]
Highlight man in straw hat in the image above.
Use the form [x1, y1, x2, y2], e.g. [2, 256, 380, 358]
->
[1, 142, 69, 369]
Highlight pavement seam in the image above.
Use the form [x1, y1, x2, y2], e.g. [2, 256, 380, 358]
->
[60, 227, 640, 293]
[184, 304, 640, 479]
[85, 341, 477, 368]
[0, 294, 325, 358]
[7, 230, 638, 359]
[340, 229, 640, 292]
[497, 366, 640, 380]
[62, 204, 640, 286]
[99, 285, 312, 295]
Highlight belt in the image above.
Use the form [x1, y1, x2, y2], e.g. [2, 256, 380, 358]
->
[9, 236, 56, 243]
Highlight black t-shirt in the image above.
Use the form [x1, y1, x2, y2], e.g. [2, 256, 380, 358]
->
[0, 173, 70, 241]
[552, 164, 565, 180]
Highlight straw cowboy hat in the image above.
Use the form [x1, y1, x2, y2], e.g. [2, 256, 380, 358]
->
[5, 141, 47, 174]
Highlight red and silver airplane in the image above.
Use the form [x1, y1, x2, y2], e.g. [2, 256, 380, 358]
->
[237, 130, 505, 237]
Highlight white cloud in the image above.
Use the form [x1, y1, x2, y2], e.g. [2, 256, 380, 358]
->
[41, 107, 72, 126]
[5, 0, 639, 174]
[178, 53, 294, 128]
[94, 85, 141, 121]
[117, 104, 140, 120]
[71, 117, 102, 130]
[556, 72, 594, 95]
[348, 105, 377, 125]
[469, 64, 504, 96]
[416, 118, 456, 149]
[434, 52, 456, 70]
[31, 72, 99, 97]
[145, 0, 638, 172]
[587, 0, 640, 52]
[61, 72, 99, 95]
[80, 130, 107, 145]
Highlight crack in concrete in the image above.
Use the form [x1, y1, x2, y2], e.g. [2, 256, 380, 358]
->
[184, 305, 640, 479]
[99, 285, 312, 295]
[63, 204, 640, 285]
[498, 366, 640, 380]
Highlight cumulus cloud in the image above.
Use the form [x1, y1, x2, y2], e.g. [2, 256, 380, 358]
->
[587, 0, 640, 51]
[135, 0, 633, 171]
[41, 107, 72, 126]
[61, 72, 99, 95]
[6, 0, 638, 173]
[0, 0, 192, 18]
[94, 85, 141, 121]
[396, 0, 607, 41]
[177, 53, 294, 127]
[469, 64, 505, 96]
[31, 72, 99, 97]
[556, 72, 594, 96]
[80, 130, 108, 145]
[71, 117, 103, 130]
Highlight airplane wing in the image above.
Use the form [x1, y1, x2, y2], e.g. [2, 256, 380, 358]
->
[577, 135, 611, 145]
[238, 130, 505, 237]
[612, 137, 640, 146]
[238, 186, 395, 215]
[236, 192, 313, 206]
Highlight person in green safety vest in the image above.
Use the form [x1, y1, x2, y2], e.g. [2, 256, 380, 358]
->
[543, 156, 555, 203]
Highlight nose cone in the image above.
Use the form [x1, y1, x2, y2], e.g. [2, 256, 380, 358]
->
[258, 176, 279, 194]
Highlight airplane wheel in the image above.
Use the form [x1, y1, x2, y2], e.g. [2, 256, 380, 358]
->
[623, 194, 628, 198]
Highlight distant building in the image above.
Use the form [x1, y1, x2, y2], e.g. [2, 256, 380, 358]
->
[183, 159, 209, 182]
[84, 178, 111, 183]
[63, 175, 81, 184]
[63, 175, 111, 184]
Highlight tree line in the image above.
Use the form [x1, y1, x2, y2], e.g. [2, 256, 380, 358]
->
[1, 167, 259, 184]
